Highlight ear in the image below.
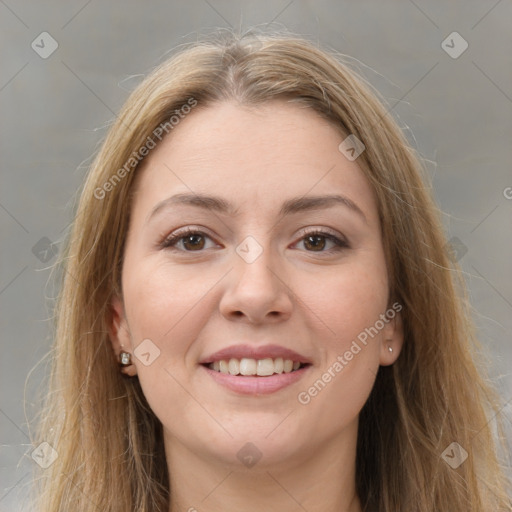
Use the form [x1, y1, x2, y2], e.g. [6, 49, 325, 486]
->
[379, 303, 404, 366]
[109, 295, 137, 377]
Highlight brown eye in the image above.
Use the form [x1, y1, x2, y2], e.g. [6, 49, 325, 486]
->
[161, 229, 217, 251]
[303, 234, 327, 251]
[295, 230, 349, 253]
[182, 233, 205, 251]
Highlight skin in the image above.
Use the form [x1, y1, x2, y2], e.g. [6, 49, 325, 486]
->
[109, 100, 403, 512]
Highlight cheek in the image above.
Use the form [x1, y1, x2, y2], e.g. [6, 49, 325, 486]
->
[298, 254, 389, 350]
[123, 259, 218, 343]
[121, 261, 218, 394]
[292, 255, 388, 428]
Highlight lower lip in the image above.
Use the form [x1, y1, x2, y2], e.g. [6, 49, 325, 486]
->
[201, 365, 310, 395]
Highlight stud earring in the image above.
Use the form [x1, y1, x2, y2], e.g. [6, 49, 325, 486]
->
[119, 351, 132, 366]
[388, 346, 393, 353]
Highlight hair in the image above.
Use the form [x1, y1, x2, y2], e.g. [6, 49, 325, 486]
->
[32, 29, 511, 511]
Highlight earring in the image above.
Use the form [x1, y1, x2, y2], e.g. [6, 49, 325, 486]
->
[388, 346, 393, 353]
[119, 351, 132, 366]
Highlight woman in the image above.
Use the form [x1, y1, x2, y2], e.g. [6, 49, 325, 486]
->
[34, 30, 511, 511]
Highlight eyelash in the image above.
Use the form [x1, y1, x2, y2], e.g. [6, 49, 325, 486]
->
[159, 227, 349, 254]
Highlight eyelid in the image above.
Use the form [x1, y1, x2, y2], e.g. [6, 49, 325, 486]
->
[158, 226, 220, 250]
[294, 226, 344, 239]
[293, 226, 349, 248]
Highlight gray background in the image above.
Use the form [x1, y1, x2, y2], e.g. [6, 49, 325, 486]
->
[1, 1, 511, 509]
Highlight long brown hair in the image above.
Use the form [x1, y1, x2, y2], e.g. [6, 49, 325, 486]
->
[33, 29, 512, 511]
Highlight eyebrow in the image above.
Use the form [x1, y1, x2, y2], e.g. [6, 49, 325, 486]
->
[146, 192, 367, 224]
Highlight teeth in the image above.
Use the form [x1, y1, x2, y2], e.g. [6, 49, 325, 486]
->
[208, 357, 304, 376]
[240, 358, 257, 376]
[228, 358, 240, 375]
[257, 358, 274, 376]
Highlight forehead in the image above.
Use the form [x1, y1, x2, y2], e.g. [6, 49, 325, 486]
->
[131, 100, 378, 223]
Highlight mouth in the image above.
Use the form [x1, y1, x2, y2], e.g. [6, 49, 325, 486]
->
[199, 345, 312, 395]
[202, 357, 311, 377]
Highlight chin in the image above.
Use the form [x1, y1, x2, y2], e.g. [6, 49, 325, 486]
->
[191, 423, 315, 470]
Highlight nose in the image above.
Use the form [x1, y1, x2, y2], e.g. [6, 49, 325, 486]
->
[219, 245, 293, 325]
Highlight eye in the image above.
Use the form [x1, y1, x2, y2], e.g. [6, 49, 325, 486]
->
[294, 229, 349, 253]
[160, 228, 218, 252]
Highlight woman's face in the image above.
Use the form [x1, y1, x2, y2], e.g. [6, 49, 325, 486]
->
[111, 100, 402, 469]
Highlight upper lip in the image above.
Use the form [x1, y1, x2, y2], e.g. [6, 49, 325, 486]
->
[199, 344, 312, 364]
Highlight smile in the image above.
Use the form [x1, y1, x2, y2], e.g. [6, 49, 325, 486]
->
[199, 344, 312, 394]
[206, 357, 308, 376]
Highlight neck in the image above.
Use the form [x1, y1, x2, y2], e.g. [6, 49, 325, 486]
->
[165, 422, 362, 512]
